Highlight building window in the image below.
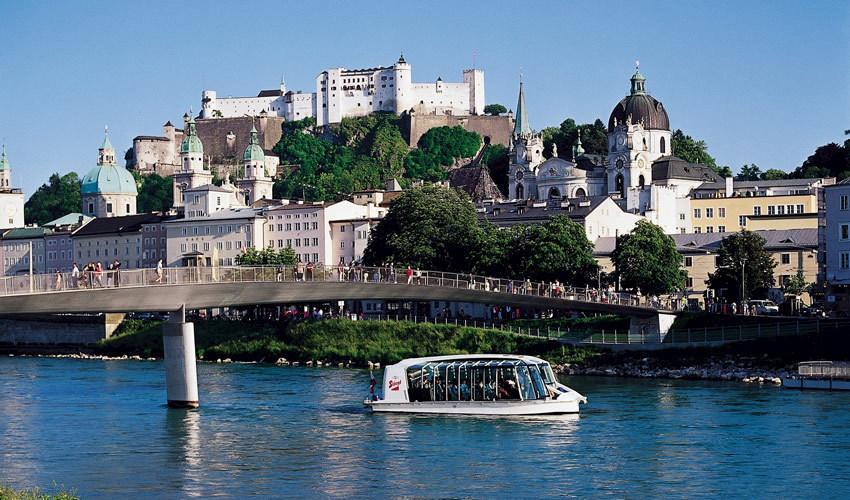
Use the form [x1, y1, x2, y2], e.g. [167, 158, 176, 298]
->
[768, 206, 775, 215]
[106, 203, 113, 213]
[786, 204, 795, 214]
[841, 252, 850, 270]
[312, 238, 318, 246]
[694, 227, 702, 234]
[781, 253, 790, 265]
[718, 225, 726, 233]
[739, 215, 747, 226]
[706, 208, 714, 218]
[706, 226, 714, 233]
[340, 241, 345, 248]
[88, 203, 94, 213]
[840, 224, 850, 241]
[660, 136, 666, 154]
[796, 204, 804, 214]
[693, 208, 701, 219]
[842, 195, 849, 211]
[126, 203, 131, 213]
[684, 256, 693, 267]
[753, 206, 761, 216]
[686, 277, 693, 288]
[717, 207, 725, 218]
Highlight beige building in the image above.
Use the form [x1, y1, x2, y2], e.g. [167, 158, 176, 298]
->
[688, 178, 833, 234]
[71, 214, 165, 269]
[164, 208, 266, 267]
[594, 228, 818, 306]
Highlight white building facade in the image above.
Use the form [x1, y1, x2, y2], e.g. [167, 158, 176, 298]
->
[824, 180, 850, 312]
[0, 145, 25, 230]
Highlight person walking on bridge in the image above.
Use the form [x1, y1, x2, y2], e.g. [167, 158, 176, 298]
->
[94, 262, 104, 288]
[406, 266, 413, 284]
[71, 263, 80, 289]
[154, 259, 163, 283]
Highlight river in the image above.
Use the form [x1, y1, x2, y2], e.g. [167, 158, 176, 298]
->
[0, 356, 848, 498]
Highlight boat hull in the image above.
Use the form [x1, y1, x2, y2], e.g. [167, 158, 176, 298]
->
[782, 377, 850, 390]
[369, 399, 582, 415]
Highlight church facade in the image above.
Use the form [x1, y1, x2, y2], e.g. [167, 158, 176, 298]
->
[507, 67, 719, 234]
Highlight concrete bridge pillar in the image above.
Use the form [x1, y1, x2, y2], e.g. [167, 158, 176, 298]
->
[163, 306, 199, 409]
[629, 312, 677, 343]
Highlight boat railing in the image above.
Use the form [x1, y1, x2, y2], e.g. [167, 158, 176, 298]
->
[798, 361, 850, 378]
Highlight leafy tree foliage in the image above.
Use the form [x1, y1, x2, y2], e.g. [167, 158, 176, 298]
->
[363, 186, 482, 272]
[235, 246, 297, 266]
[611, 220, 686, 295]
[480, 143, 509, 195]
[782, 270, 811, 297]
[484, 104, 507, 116]
[736, 164, 762, 181]
[790, 139, 850, 180]
[364, 186, 598, 285]
[707, 230, 776, 301]
[671, 129, 720, 172]
[24, 172, 82, 225]
[540, 119, 607, 159]
[759, 168, 788, 181]
[132, 171, 173, 213]
[403, 126, 481, 182]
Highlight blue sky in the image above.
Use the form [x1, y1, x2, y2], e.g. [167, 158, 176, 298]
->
[1, 0, 848, 197]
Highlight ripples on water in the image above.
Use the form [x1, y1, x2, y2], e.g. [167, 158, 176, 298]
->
[1, 357, 849, 498]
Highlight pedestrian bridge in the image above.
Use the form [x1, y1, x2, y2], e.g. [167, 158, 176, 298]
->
[0, 265, 680, 409]
[0, 265, 678, 318]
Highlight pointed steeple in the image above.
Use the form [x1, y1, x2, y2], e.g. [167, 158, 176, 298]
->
[630, 60, 646, 95]
[574, 129, 585, 158]
[243, 124, 265, 164]
[513, 79, 531, 137]
[180, 111, 204, 155]
[98, 127, 116, 166]
[100, 126, 114, 153]
[0, 144, 9, 171]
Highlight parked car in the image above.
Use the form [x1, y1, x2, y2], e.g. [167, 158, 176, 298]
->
[748, 299, 779, 315]
[801, 304, 827, 318]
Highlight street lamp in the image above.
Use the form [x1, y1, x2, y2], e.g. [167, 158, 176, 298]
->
[740, 257, 747, 306]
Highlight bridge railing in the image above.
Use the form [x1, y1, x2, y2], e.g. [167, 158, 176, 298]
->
[0, 264, 677, 312]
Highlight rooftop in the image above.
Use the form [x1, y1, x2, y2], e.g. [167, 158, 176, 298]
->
[1, 227, 52, 241]
[73, 213, 164, 237]
[165, 208, 262, 223]
[594, 228, 818, 255]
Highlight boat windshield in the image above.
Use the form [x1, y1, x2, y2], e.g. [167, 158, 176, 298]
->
[407, 359, 532, 402]
[538, 363, 558, 388]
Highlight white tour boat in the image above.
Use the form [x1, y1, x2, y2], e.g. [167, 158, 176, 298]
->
[782, 361, 850, 390]
[365, 354, 587, 415]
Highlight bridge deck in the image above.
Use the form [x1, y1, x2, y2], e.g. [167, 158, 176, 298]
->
[0, 265, 678, 316]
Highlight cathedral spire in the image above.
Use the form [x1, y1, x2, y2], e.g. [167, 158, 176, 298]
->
[0, 144, 9, 171]
[574, 129, 585, 159]
[513, 79, 531, 137]
[98, 127, 116, 166]
[630, 60, 646, 95]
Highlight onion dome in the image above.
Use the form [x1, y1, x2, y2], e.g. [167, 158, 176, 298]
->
[81, 130, 137, 195]
[242, 125, 265, 162]
[180, 115, 204, 154]
[607, 65, 670, 132]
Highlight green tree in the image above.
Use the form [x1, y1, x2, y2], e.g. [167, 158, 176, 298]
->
[760, 168, 788, 181]
[790, 140, 850, 180]
[483, 104, 507, 116]
[24, 172, 82, 225]
[362, 186, 482, 271]
[783, 270, 811, 297]
[540, 118, 607, 159]
[481, 143, 509, 195]
[671, 129, 719, 171]
[132, 171, 173, 213]
[368, 122, 408, 178]
[611, 220, 686, 295]
[736, 164, 762, 181]
[707, 230, 776, 302]
[235, 246, 297, 266]
[517, 216, 599, 286]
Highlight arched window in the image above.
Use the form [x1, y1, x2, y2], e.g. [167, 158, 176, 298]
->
[574, 187, 586, 198]
[548, 187, 561, 199]
[660, 136, 666, 154]
[638, 175, 645, 189]
[615, 174, 625, 198]
[516, 183, 524, 200]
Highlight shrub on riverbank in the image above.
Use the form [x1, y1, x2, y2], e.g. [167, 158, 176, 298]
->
[95, 318, 599, 366]
[0, 483, 78, 500]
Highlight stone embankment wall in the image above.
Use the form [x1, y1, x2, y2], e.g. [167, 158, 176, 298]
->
[404, 114, 513, 147]
[0, 313, 124, 345]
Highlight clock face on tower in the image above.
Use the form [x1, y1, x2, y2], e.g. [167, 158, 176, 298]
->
[617, 135, 626, 146]
[516, 170, 524, 181]
[4, 204, 16, 218]
[616, 158, 624, 171]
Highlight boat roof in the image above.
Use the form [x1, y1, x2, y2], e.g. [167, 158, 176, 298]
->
[391, 354, 548, 370]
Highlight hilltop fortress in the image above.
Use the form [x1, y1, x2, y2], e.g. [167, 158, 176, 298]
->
[128, 55, 511, 177]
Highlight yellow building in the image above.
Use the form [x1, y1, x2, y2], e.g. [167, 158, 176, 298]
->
[687, 177, 833, 234]
[594, 228, 818, 307]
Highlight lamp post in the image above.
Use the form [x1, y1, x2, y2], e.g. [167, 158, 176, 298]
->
[740, 257, 747, 309]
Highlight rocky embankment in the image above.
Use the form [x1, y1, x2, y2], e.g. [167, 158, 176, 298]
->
[554, 357, 789, 385]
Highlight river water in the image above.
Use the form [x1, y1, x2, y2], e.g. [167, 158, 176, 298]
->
[1, 357, 848, 498]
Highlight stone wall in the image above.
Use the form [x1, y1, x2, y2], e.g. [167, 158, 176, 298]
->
[404, 113, 513, 148]
[0, 313, 124, 345]
[194, 115, 284, 163]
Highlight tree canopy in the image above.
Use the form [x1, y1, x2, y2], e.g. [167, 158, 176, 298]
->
[235, 246, 297, 266]
[133, 171, 173, 213]
[707, 230, 775, 302]
[362, 185, 482, 272]
[24, 172, 82, 225]
[611, 220, 686, 296]
[790, 139, 850, 180]
[540, 118, 607, 159]
[671, 129, 720, 170]
[483, 104, 507, 116]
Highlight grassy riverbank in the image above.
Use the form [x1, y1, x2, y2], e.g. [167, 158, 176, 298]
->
[0, 484, 78, 500]
[95, 319, 599, 366]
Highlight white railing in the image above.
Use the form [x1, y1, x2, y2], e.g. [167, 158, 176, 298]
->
[0, 264, 679, 312]
[798, 361, 850, 378]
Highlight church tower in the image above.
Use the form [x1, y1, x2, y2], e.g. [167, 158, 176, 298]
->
[236, 125, 274, 205]
[80, 129, 138, 218]
[508, 79, 543, 200]
[0, 145, 25, 229]
[172, 112, 213, 209]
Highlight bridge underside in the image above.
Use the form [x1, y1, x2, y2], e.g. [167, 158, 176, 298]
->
[0, 281, 663, 318]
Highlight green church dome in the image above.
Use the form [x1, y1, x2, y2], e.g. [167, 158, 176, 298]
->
[180, 115, 204, 154]
[242, 125, 265, 162]
[81, 164, 138, 195]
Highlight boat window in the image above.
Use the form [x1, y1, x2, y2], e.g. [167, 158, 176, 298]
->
[496, 366, 520, 400]
[539, 363, 557, 387]
[407, 366, 434, 402]
[434, 365, 447, 401]
[458, 364, 471, 401]
[527, 364, 549, 399]
[471, 366, 485, 401]
[446, 364, 459, 401]
[515, 365, 538, 400]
